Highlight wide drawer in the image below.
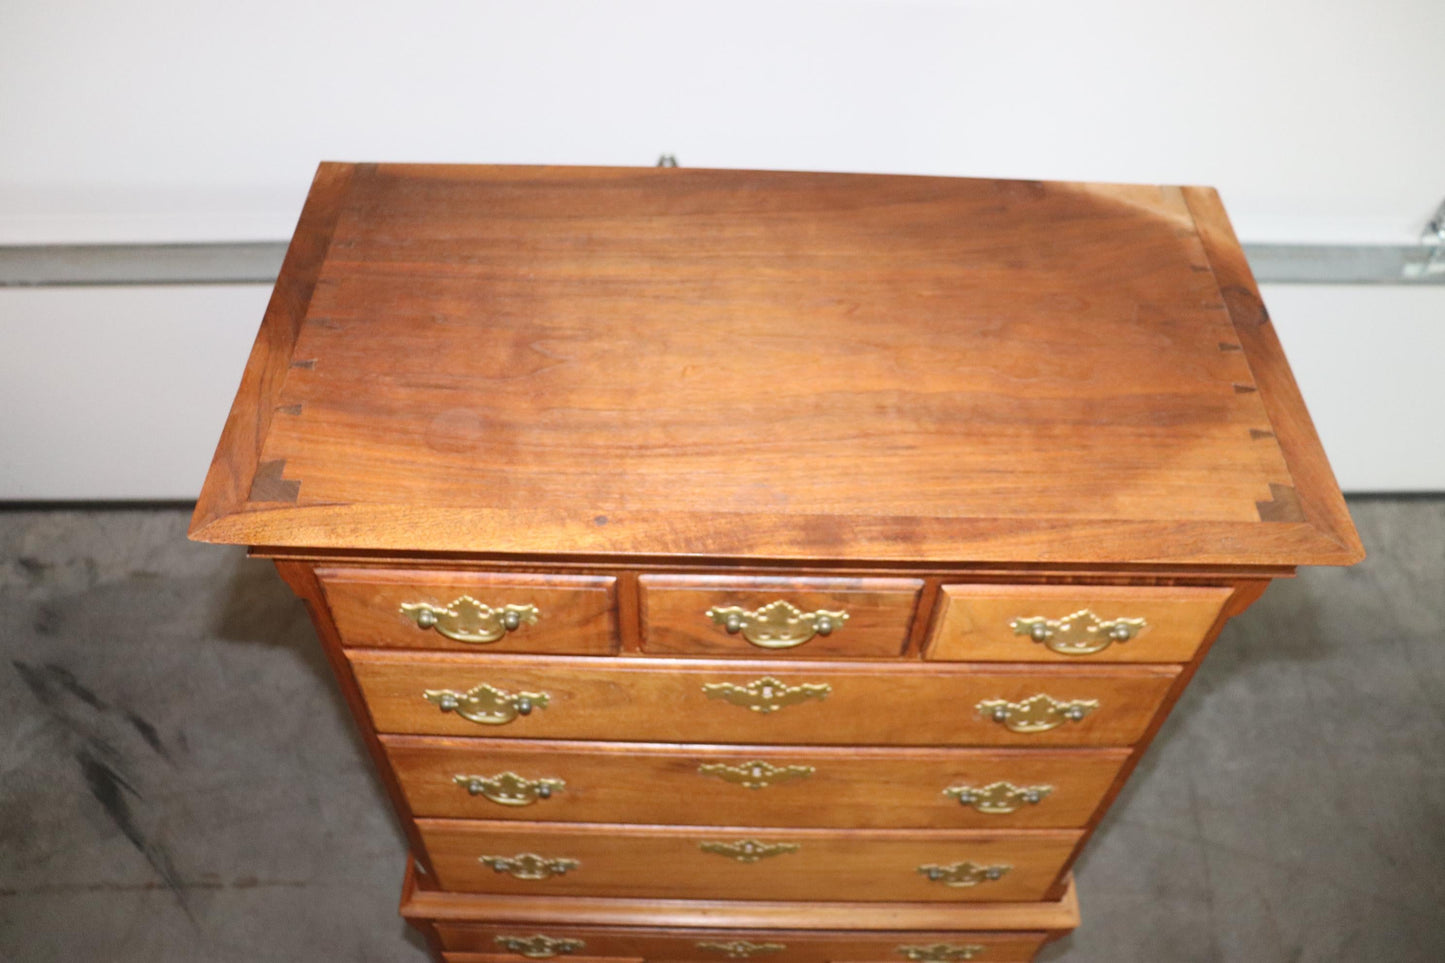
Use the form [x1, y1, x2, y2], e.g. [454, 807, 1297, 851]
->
[433, 923, 1048, 961]
[348, 653, 1178, 747]
[417, 819, 1080, 903]
[925, 584, 1232, 663]
[640, 575, 923, 658]
[383, 736, 1129, 828]
[318, 567, 618, 654]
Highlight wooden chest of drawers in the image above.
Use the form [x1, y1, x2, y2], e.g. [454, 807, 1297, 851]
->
[191, 163, 1362, 960]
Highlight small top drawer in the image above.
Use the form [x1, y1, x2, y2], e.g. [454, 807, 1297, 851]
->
[924, 584, 1232, 663]
[640, 575, 923, 658]
[318, 567, 618, 655]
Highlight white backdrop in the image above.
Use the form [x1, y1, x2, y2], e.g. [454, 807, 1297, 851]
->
[1, 0, 1441, 496]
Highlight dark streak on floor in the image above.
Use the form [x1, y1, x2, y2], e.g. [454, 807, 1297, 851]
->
[0, 500, 1441, 962]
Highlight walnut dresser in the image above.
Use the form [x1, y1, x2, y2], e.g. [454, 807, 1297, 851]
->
[190, 163, 1363, 962]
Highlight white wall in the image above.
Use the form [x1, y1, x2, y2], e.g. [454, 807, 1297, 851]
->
[1, 0, 1441, 496]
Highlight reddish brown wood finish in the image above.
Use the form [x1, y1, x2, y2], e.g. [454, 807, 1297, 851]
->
[190, 165, 1361, 568]
[401, 857, 1082, 933]
[381, 736, 1130, 829]
[192, 166, 1363, 962]
[416, 818, 1080, 903]
[191, 163, 352, 535]
[924, 583, 1233, 663]
[319, 567, 618, 654]
[639, 575, 922, 658]
[433, 925, 1047, 961]
[347, 652, 1179, 747]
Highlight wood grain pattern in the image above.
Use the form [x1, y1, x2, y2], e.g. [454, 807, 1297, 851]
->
[189, 162, 352, 536]
[924, 583, 1233, 663]
[348, 652, 1178, 747]
[382, 736, 1129, 829]
[319, 567, 618, 654]
[402, 860, 1081, 932]
[432, 925, 1046, 961]
[1182, 186, 1364, 564]
[189, 164, 1361, 567]
[639, 575, 922, 658]
[416, 819, 1080, 903]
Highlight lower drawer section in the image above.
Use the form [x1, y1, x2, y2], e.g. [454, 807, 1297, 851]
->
[401, 857, 1078, 963]
[435, 925, 1049, 961]
[384, 736, 1130, 829]
[416, 819, 1080, 903]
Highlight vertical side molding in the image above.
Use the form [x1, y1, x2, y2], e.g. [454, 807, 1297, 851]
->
[1038, 577, 1272, 901]
[272, 558, 437, 877]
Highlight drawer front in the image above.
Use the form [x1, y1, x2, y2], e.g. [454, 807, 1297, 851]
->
[349, 653, 1178, 747]
[925, 584, 1232, 663]
[434, 923, 1047, 961]
[318, 568, 618, 655]
[640, 576, 923, 658]
[445, 948, 638, 954]
[444, 956, 638, 963]
[418, 819, 1080, 903]
[384, 736, 1128, 829]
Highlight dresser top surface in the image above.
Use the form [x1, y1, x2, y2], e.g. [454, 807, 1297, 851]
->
[190, 163, 1360, 567]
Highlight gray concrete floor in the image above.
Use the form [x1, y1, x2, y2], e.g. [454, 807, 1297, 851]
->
[0, 498, 1441, 962]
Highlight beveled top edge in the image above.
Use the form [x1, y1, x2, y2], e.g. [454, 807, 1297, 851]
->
[189, 163, 1363, 569]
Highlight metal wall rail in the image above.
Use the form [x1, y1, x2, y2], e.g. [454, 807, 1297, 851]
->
[0, 240, 1442, 287]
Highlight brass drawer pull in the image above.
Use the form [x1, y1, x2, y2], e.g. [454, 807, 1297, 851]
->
[454, 771, 565, 806]
[479, 852, 579, 880]
[1009, 609, 1146, 655]
[702, 676, 831, 713]
[401, 595, 539, 644]
[698, 760, 815, 790]
[976, 694, 1098, 733]
[697, 941, 787, 958]
[494, 935, 586, 959]
[944, 781, 1054, 814]
[699, 839, 800, 863]
[897, 944, 986, 961]
[423, 682, 549, 725]
[918, 860, 1011, 887]
[706, 600, 849, 649]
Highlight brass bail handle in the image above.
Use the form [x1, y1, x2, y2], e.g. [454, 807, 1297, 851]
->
[706, 600, 849, 649]
[1010, 609, 1146, 655]
[424, 682, 550, 725]
[401, 595, 540, 644]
